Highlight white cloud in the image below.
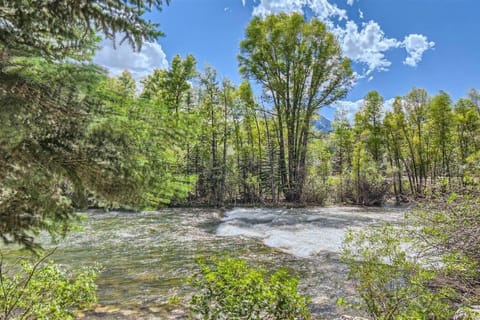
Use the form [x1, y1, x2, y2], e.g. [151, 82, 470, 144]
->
[252, 0, 347, 22]
[402, 34, 435, 67]
[332, 99, 363, 122]
[334, 20, 400, 75]
[332, 97, 395, 122]
[384, 97, 395, 112]
[249, 0, 435, 77]
[358, 8, 364, 19]
[93, 38, 168, 80]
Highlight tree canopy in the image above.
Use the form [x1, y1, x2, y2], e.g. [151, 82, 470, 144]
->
[0, 0, 169, 59]
[0, 0, 184, 249]
[238, 12, 353, 201]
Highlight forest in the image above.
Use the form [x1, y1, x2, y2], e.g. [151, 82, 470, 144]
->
[0, 1, 479, 319]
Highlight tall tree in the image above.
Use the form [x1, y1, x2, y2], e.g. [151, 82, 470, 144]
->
[0, 0, 177, 249]
[331, 110, 354, 202]
[115, 70, 137, 97]
[403, 88, 429, 194]
[142, 54, 196, 115]
[428, 91, 454, 182]
[455, 98, 480, 163]
[383, 98, 407, 202]
[238, 13, 353, 201]
[355, 91, 384, 164]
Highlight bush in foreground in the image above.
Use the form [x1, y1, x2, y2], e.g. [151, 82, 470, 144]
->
[341, 192, 480, 319]
[189, 256, 311, 320]
[0, 252, 98, 320]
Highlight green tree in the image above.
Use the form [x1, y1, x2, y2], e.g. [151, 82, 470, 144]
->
[383, 97, 407, 202]
[1, 61, 112, 249]
[468, 88, 480, 114]
[239, 13, 353, 202]
[330, 111, 354, 202]
[115, 70, 137, 97]
[97, 74, 196, 207]
[195, 66, 223, 205]
[303, 137, 332, 204]
[428, 91, 454, 184]
[142, 54, 196, 116]
[454, 98, 480, 166]
[355, 91, 384, 164]
[0, 0, 181, 249]
[351, 91, 387, 205]
[0, 0, 169, 59]
[400, 88, 429, 195]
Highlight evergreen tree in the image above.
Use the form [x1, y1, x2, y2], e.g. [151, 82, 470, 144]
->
[0, 0, 179, 249]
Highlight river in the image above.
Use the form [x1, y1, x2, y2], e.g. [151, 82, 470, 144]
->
[3, 206, 406, 319]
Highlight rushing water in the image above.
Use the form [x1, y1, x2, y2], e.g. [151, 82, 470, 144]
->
[2, 206, 406, 319]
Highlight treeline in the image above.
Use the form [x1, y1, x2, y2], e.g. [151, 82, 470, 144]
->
[111, 58, 480, 206]
[110, 64, 285, 206]
[329, 88, 480, 205]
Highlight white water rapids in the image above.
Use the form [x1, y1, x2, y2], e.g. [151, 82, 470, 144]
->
[217, 206, 404, 258]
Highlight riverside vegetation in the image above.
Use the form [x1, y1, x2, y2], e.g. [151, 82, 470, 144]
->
[0, 1, 479, 319]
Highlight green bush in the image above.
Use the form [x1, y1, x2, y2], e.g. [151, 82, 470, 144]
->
[0, 252, 98, 320]
[342, 224, 457, 319]
[189, 257, 311, 320]
[341, 192, 480, 320]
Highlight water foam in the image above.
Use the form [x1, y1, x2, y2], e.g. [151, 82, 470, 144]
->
[216, 207, 403, 258]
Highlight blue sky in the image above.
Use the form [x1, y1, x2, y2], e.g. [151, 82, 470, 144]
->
[94, 0, 480, 119]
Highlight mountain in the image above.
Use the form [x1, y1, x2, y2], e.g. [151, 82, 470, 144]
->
[313, 115, 333, 133]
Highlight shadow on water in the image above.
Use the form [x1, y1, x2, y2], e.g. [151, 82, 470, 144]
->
[1, 206, 406, 319]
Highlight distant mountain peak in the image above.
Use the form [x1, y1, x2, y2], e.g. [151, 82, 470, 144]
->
[313, 115, 333, 133]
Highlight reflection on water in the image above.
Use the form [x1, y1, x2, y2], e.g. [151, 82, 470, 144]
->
[1, 206, 405, 319]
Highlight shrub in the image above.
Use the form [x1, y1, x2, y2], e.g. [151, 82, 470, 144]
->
[189, 257, 311, 320]
[411, 193, 480, 304]
[341, 193, 480, 320]
[0, 251, 98, 320]
[342, 224, 457, 319]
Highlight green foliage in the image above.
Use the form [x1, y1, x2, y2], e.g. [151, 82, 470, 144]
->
[0, 0, 182, 249]
[330, 111, 355, 203]
[0, 59, 110, 249]
[412, 193, 480, 280]
[0, 0, 169, 59]
[454, 98, 480, 165]
[355, 91, 385, 164]
[239, 12, 353, 202]
[351, 142, 387, 205]
[303, 138, 332, 204]
[141, 54, 197, 110]
[95, 75, 197, 208]
[428, 91, 455, 178]
[342, 194, 480, 319]
[348, 91, 389, 205]
[342, 224, 456, 319]
[456, 306, 480, 320]
[0, 252, 98, 320]
[190, 257, 311, 320]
